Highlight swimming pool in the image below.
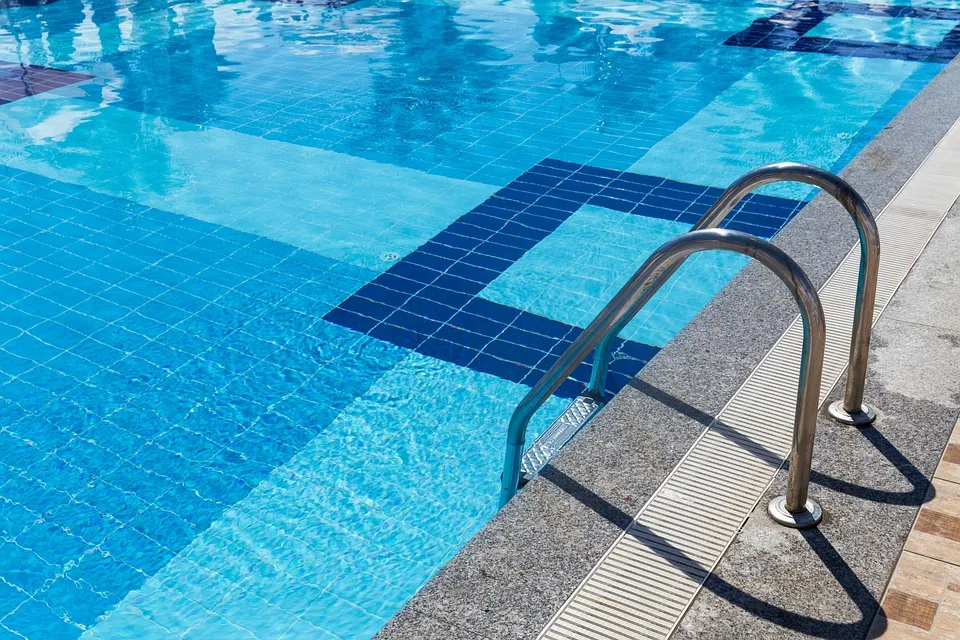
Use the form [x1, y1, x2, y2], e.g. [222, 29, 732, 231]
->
[0, 0, 956, 637]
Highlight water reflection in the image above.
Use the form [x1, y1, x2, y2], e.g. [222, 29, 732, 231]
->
[343, 1, 519, 164]
[0, 0, 910, 193]
[91, 23, 236, 123]
[0, 0, 234, 197]
[0, 0, 740, 183]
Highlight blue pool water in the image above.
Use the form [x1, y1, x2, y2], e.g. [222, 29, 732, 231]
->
[0, 0, 956, 637]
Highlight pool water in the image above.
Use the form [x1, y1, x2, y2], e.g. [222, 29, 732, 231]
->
[0, 0, 956, 637]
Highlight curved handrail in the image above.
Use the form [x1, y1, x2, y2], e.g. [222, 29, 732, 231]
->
[587, 162, 879, 425]
[500, 229, 827, 528]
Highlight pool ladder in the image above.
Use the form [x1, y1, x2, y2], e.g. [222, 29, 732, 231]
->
[501, 163, 880, 529]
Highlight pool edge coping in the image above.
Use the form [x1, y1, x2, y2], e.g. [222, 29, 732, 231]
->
[672, 197, 960, 640]
[374, 53, 960, 640]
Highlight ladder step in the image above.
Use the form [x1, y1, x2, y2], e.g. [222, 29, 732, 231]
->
[520, 393, 604, 485]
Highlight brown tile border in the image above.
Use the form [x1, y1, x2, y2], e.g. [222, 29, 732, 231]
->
[914, 510, 960, 544]
[944, 443, 960, 465]
[870, 417, 960, 638]
[882, 590, 939, 631]
[0, 62, 92, 105]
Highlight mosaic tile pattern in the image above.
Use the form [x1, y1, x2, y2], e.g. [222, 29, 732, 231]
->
[0, 166, 405, 637]
[726, 0, 960, 63]
[0, 63, 90, 104]
[0, 95, 496, 275]
[481, 205, 753, 347]
[325, 159, 805, 398]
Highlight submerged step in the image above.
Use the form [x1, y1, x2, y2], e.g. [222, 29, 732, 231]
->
[520, 393, 605, 486]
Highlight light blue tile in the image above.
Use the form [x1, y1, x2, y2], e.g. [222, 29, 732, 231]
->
[0, 96, 495, 273]
[806, 14, 959, 47]
[630, 52, 923, 199]
[80, 605, 179, 640]
[119, 579, 210, 637]
[84, 353, 566, 639]
[481, 205, 748, 347]
[180, 613, 259, 640]
[0, 0, 954, 637]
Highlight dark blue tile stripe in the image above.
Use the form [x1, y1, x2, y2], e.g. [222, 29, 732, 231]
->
[725, 0, 960, 64]
[261, 0, 362, 6]
[825, 2, 960, 21]
[327, 297, 657, 399]
[325, 160, 806, 398]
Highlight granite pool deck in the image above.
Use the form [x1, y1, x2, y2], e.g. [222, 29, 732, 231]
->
[673, 193, 960, 640]
[376, 47, 960, 640]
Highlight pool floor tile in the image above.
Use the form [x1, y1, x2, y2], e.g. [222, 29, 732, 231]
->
[726, 0, 960, 63]
[0, 168, 411, 634]
[84, 352, 566, 640]
[327, 159, 804, 397]
[0, 0, 955, 637]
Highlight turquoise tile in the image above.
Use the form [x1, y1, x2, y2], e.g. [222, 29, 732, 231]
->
[0, 0, 954, 637]
[86, 353, 565, 638]
[806, 14, 959, 46]
[481, 205, 748, 347]
[630, 52, 923, 199]
[0, 97, 495, 273]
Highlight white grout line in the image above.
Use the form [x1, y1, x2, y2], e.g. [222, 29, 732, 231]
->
[536, 119, 960, 640]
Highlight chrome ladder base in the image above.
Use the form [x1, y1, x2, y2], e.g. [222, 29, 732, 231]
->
[827, 400, 877, 427]
[767, 496, 823, 529]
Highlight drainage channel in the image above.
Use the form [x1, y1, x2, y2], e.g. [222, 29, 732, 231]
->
[536, 121, 960, 640]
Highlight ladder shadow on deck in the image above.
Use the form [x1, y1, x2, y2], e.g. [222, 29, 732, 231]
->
[628, 378, 933, 506]
[532, 376, 936, 638]
[539, 464, 884, 639]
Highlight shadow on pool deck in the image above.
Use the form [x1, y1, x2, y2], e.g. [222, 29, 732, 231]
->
[375, 55, 960, 640]
[541, 464, 887, 639]
[628, 377, 932, 507]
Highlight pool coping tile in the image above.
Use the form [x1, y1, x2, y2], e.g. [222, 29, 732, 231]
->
[374, 45, 960, 640]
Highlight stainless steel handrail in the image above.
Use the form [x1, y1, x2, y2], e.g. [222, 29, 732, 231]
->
[499, 228, 828, 528]
[587, 162, 879, 427]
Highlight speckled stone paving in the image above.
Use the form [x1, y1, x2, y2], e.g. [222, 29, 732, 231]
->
[376, 51, 960, 640]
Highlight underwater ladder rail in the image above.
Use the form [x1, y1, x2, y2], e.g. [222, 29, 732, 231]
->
[499, 164, 881, 529]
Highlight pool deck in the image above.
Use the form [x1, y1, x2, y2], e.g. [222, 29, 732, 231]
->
[376, 52, 960, 640]
[672, 185, 960, 640]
